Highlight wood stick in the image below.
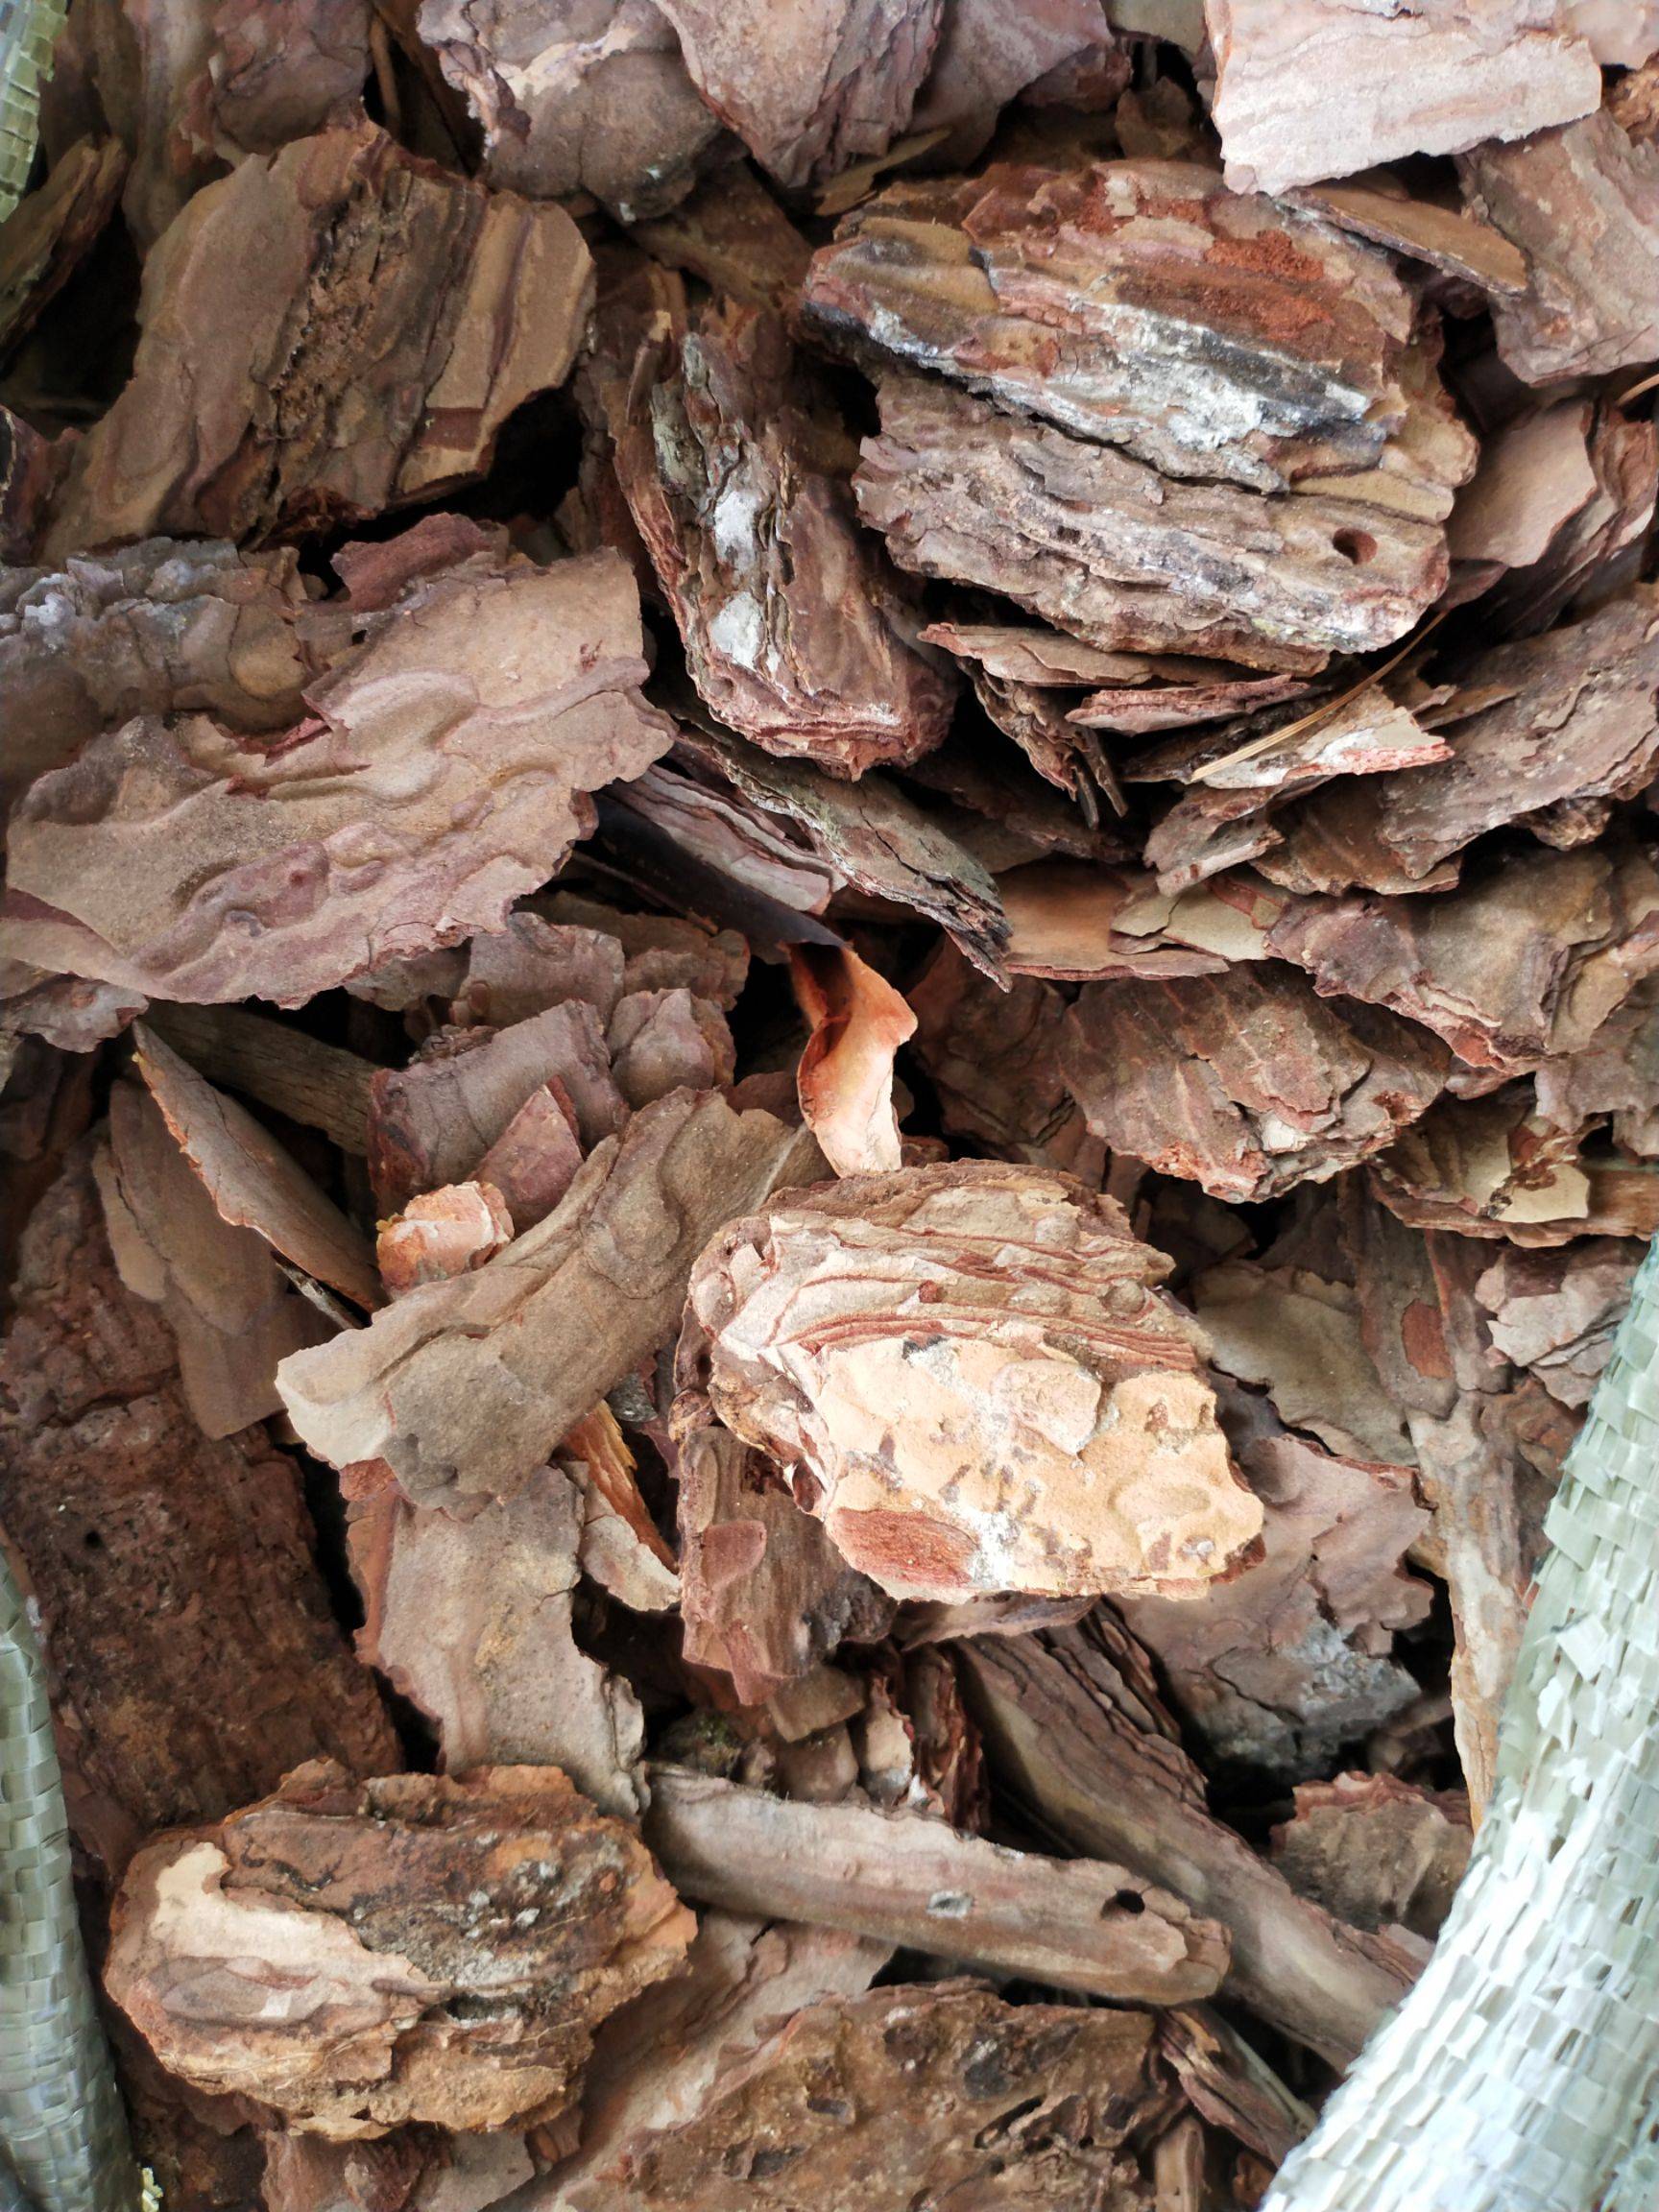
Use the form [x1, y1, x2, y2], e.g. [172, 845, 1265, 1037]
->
[642, 1764, 1230, 2006]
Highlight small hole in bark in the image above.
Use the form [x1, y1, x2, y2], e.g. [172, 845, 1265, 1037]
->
[1334, 528, 1377, 565]
[1112, 1889, 1145, 1914]
[83, 1529, 103, 1550]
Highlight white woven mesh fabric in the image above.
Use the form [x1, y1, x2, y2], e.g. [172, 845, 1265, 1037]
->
[0, 0, 65, 216]
[1265, 1235, 1659, 2211]
[1, 1551, 136, 2212]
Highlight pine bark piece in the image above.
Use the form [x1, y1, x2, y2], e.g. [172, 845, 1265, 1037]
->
[1534, 972, 1659, 1159]
[1130, 690, 1452, 897]
[1062, 965, 1448, 1203]
[197, 0, 372, 152]
[685, 1159, 1262, 1603]
[1207, 0, 1600, 198]
[0, 406, 69, 564]
[958, 1621, 1419, 2064]
[416, 0, 724, 221]
[918, 619, 1156, 687]
[1266, 845, 1659, 1078]
[1609, 51, 1659, 140]
[1484, 403, 1658, 638]
[642, 1765, 1230, 2002]
[1472, 1238, 1642, 1407]
[279, 1092, 823, 1508]
[1286, 180, 1529, 297]
[1192, 1258, 1416, 1467]
[349, 1468, 646, 1815]
[263, 2128, 533, 2212]
[0, 536, 316, 811]
[999, 859, 1230, 983]
[47, 121, 589, 546]
[600, 758, 847, 932]
[0, 133, 127, 354]
[1142, 784, 1288, 895]
[564, 1981, 1176, 2211]
[560, 1404, 680, 1614]
[1361, 1222, 1538, 1807]
[908, 0, 1124, 164]
[537, 1915, 887, 2211]
[375, 1183, 515, 1299]
[908, 941, 1105, 1177]
[1448, 396, 1599, 567]
[0, 1149, 397, 1888]
[1459, 109, 1659, 386]
[609, 986, 734, 1109]
[444, 915, 631, 1030]
[1128, 687, 1447, 794]
[627, 163, 812, 307]
[106, 125, 592, 535]
[97, 1081, 327, 1436]
[653, 0, 944, 191]
[3, 542, 674, 1008]
[1270, 1774, 1472, 1941]
[141, 1003, 376, 1154]
[1158, 2008, 1314, 2171]
[966, 662, 1124, 818]
[1369, 1091, 1659, 1246]
[1570, 0, 1659, 60]
[540, 892, 751, 1007]
[61, 0, 371, 246]
[105, 1763, 694, 2139]
[1069, 669, 1310, 735]
[134, 1024, 381, 1311]
[1273, 590, 1659, 886]
[674, 1424, 895, 1706]
[805, 158, 1473, 506]
[599, 300, 954, 778]
[855, 375, 1451, 671]
[1118, 1392, 1432, 1779]
[680, 728, 1009, 977]
[789, 943, 915, 1177]
[366, 1007, 625, 1218]
[0, 970, 147, 1054]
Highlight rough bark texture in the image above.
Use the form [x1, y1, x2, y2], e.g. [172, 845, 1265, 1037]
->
[959, 1621, 1420, 2066]
[104, 1763, 694, 2137]
[1062, 965, 1449, 1202]
[9, 20, 1659, 2205]
[643, 1765, 1230, 2001]
[594, 297, 955, 777]
[1460, 109, 1659, 386]
[1118, 1386, 1432, 1779]
[686, 1160, 1263, 1602]
[653, 0, 944, 190]
[0, 1148, 396, 1889]
[4, 538, 674, 1011]
[416, 0, 724, 221]
[1207, 0, 1599, 196]
[674, 1422, 895, 1705]
[348, 1467, 646, 1816]
[97, 1076, 327, 1436]
[0, 536, 317, 809]
[563, 1981, 1178, 2210]
[46, 123, 592, 549]
[805, 159, 1474, 504]
[278, 1094, 823, 1506]
[855, 375, 1454, 671]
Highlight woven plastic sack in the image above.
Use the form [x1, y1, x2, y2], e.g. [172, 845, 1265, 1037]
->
[1, 1548, 136, 2212]
[0, 0, 64, 217]
[1267, 1235, 1659, 2211]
